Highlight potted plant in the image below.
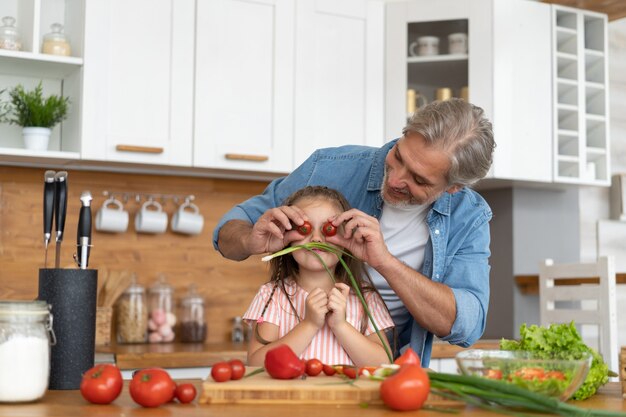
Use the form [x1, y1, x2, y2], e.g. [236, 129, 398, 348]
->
[2, 82, 70, 151]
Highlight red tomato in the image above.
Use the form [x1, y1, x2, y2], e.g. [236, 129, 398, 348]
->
[485, 369, 503, 380]
[322, 364, 337, 376]
[380, 364, 430, 411]
[297, 221, 312, 235]
[321, 222, 337, 237]
[544, 370, 566, 381]
[229, 359, 245, 380]
[79, 364, 123, 404]
[394, 347, 421, 367]
[305, 359, 323, 376]
[175, 383, 197, 404]
[129, 368, 176, 408]
[342, 366, 358, 379]
[211, 362, 233, 382]
[513, 367, 545, 381]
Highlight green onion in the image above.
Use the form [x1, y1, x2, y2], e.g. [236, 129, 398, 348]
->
[262, 242, 393, 363]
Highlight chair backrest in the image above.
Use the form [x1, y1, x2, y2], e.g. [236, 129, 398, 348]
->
[539, 256, 619, 373]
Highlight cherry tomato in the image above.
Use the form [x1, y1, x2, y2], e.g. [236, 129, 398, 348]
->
[129, 368, 176, 408]
[211, 362, 233, 382]
[175, 383, 197, 404]
[342, 366, 358, 379]
[79, 364, 123, 404]
[358, 366, 378, 376]
[485, 369, 503, 380]
[305, 359, 323, 376]
[380, 364, 430, 411]
[545, 370, 566, 381]
[321, 221, 337, 237]
[512, 367, 545, 381]
[322, 364, 337, 376]
[229, 359, 245, 380]
[297, 221, 312, 235]
[394, 347, 421, 367]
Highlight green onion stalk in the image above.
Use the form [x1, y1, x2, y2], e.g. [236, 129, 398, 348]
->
[262, 242, 394, 363]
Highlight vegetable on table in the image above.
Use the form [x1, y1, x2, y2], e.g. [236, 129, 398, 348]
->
[264, 344, 305, 379]
[229, 359, 246, 380]
[500, 322, 611, 400]
[305, 359, 323, 376]
[175, 383, 197, 404]
[394, 347, 421, 366]
[380, 364, 430, 411]
[79, 364, 123, 404]
[129, 368, 176, 408]
[211, 362, 233, 382]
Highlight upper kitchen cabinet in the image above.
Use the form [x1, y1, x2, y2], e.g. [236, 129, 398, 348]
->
[81, 0, 194, 165]
[0, 0, 84, 159]
[385, 0, 610, 185]
[193, 0, 295, 173]
[552, 6, 610, 185]
[293, 0, 385, 167]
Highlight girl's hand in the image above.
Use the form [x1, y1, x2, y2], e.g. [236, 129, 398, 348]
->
[303, 288, 329, 329]
[327, 283, 350, 329]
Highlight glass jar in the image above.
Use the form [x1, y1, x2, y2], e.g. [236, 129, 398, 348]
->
[116, 276, 148, 344]
[0, 16, 22, 51]
[0, 300, 54, 403]
[179, 284, 206, 343]
[41, 23, 71, 56]
[231, 316, 244, 344]
[148, 275, 176, 343]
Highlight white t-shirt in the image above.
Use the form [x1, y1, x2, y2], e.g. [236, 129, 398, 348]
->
[367, 202, 430, 328]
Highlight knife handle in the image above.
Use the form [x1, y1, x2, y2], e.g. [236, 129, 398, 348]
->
[54, 172, 68, 242]
[43, 171, 56, 243]
[77, 191, 93, 269]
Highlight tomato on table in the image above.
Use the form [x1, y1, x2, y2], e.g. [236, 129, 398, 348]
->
[380, 364, 430, 411]
[305, 359, 323, 376]
[342, 366, 358, 379]
[175, 383, 197, 404]
[211, 362, 233, 382]
[394, 347, 421, 367]
[80, 364, 123, 404]
[485, 369, 503, 380]
[129, 368, 176, 408]
[322, 364, 337, 376]
[229, 359, 245, 380]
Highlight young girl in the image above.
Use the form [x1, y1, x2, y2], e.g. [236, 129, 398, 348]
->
[243, 186, 394, 367]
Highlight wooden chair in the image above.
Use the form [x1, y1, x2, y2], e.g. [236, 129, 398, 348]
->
[539, 256, 619, 373]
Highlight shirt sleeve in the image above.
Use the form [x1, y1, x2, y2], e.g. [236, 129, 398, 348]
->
[242, 283, 281, 327]
[364, 292, 395, 336]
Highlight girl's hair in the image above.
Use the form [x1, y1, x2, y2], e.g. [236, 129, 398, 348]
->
[267, 186, 379, 333]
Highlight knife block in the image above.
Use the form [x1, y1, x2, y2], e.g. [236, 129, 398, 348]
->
[38, 268, 98, 390]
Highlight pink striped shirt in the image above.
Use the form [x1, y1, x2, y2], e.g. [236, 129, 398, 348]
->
[243, 279, 394, 365]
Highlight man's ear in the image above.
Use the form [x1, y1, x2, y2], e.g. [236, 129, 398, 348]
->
[446, 184, 463, 194]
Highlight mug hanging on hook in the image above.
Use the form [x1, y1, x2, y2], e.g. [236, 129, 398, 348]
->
[95, 196, 129, 233]
[171, 198, 204, 236]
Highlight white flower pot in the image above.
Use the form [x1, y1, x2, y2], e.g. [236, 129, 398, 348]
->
[22, 127, 51, 151]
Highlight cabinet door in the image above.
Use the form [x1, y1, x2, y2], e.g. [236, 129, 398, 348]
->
[193, 0, 295, 173]
[293, 0, 385, 167]
[81, 0, 194, 165]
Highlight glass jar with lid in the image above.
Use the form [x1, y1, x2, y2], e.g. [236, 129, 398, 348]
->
[148, 274, 176, 343]
[41, 23, 71, 56]
[0, 16, 22, 51]
[0, 300, 55, 403]
[179, 284, 206, 343]
[116, 275, 148, 344]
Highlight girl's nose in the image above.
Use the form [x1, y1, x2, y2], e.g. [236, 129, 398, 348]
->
[310, 227, 323, 243]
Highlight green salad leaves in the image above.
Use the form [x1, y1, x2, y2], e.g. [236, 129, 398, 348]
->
[500, 322, 610, 400]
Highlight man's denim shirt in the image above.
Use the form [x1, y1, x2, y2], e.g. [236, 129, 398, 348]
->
[213, 140, 493, 367]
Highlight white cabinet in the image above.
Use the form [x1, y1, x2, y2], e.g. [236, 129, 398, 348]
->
[293, 0, 385, 167]
[81, 0, 194, 166]
[386, 0, 553, 183]
[193, 0, 295, 174]
[552, 6, 610, 185]
[0, 0, 84, 159]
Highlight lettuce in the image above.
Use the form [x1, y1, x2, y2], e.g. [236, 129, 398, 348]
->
[500, 322, 609, 400]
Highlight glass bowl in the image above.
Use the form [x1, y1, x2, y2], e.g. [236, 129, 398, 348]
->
[455, 349, 592, 401]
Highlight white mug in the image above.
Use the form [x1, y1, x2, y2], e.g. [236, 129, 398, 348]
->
[95, 197, 129, 233]
[448, 33, 468, 55]
[409, 36, 439, 57]
[171, 202, 204, 235]
[134, 200, 168, 234]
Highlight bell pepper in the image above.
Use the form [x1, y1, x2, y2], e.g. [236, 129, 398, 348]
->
[264, 344, 305, 379]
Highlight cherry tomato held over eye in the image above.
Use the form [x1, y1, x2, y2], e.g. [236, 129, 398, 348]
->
[211, 362, 232, 382]
[229, 359, 246, 380]
[80, 364, 123, 404]
[305, 359, 323, 376]
[297, 221, 312, 236]
[380, 364, 430, 411]
[321, 221, 337, 237]
[175, 383, 197, 404]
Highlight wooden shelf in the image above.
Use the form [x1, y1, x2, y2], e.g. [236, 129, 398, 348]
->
[515, 273, 626, 295]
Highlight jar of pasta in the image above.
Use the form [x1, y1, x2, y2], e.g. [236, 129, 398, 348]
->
[116, 276, 147, 344]
[41, 23, 71, 56]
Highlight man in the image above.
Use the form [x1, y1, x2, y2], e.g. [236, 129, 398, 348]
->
[213, 99, 495, 366]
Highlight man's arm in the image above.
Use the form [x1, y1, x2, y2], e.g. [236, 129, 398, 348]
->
[217, 220, 255, 261]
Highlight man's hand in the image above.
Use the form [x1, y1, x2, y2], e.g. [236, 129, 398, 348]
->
[325, 208, 393, 269]
[245, 205, 308, 255]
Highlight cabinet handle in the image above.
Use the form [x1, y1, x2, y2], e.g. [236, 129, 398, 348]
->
[224, 153, 269, 162]
[115, 145, 164, 154]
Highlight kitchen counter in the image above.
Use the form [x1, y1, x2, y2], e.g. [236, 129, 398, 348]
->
[97, 340, 502, 369]
[1, 381, 624, 417]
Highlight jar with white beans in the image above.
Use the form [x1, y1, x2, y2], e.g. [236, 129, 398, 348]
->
[147, 275, 176, 343]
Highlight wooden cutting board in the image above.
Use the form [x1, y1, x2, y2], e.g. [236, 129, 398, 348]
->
[199, 367, 464, 406]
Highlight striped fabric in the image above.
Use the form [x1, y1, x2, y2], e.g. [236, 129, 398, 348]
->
[243, 280, 394, 365]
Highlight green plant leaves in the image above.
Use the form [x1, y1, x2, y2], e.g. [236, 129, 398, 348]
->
[5, 82, 69, 128]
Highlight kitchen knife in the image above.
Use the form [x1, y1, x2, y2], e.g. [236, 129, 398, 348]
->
[76, 191, 92, 269]
[43, 170, 56, 268]
[54, 171, 68, 268]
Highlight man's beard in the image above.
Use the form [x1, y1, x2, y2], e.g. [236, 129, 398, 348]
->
[380, 168, 420, 207]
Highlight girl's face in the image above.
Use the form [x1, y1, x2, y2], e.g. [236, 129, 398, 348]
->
[290, 198, 342, 272]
